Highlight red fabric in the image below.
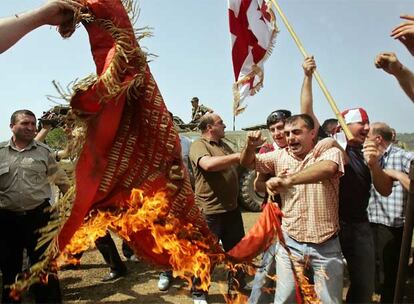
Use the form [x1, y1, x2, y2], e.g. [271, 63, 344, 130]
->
[57, 0, 221, 267]
[226, 202, 282, 262]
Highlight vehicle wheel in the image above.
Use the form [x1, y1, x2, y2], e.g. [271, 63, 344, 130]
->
[238, 169, 264, 212]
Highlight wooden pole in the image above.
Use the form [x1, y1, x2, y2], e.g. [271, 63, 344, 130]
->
[269, 0, 353, 141]
[394, 160, 414, 303]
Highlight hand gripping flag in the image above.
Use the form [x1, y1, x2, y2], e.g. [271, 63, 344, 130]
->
[228, 0, 278, 115]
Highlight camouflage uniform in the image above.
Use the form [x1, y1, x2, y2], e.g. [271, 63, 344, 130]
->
[191, 104, 213, 123]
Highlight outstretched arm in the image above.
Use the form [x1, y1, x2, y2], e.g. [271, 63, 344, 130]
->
[375, 52, 414, 102]
[0, 0, 81, 54]
[300, 56, 320, 131]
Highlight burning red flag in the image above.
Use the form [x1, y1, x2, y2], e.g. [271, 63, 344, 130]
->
[10, 0, 223, 297]
[228, 0, 278, 115]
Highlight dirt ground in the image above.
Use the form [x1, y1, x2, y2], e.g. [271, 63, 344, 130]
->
[2, 211, 414, 303]
[58, 211, 261, 304]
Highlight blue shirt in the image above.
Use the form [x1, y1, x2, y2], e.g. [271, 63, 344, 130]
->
[368, 144, 414, 227]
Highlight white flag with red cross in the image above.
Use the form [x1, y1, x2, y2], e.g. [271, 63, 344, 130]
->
[228, 0, 278, 116]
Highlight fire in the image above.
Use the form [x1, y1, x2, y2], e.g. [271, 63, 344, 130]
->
[59, 188, 320, 304]
[59, 189, 225, 292]
[289, 255, 320, 304]
[224, 292, 249, 304]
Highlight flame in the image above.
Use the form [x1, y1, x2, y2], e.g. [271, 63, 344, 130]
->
[59, 188, 321, 304]
[59, 189, 225, 291]
[224, 292, 249, 304]
[290, 255, 320, 304]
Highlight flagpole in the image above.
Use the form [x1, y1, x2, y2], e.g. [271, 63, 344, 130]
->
[269, 0, 353, 141]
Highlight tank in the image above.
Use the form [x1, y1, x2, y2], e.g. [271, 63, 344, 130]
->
[174, 116, 272, 212]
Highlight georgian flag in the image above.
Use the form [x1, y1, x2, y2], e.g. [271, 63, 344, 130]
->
[228, 0, 278, 115]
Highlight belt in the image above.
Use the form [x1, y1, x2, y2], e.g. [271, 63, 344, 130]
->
[7, 199, 50, 216]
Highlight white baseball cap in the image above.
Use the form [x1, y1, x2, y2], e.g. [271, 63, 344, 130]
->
[341, 108, 369, 124]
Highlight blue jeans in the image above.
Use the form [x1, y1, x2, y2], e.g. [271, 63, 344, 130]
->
[340, 221, 375, 303]
[248, 242, 278, 304]
[274, 233, 343, 304]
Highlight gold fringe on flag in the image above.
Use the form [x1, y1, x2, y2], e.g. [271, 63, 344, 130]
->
[8, 0, 152, 297]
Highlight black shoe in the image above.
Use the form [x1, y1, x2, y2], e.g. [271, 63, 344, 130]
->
[102, 270, 126, 282]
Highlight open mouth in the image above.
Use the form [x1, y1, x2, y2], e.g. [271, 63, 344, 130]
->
[289, 143, 300, 149]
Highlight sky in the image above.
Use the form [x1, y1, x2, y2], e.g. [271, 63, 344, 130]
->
[1, 0, 414, 141]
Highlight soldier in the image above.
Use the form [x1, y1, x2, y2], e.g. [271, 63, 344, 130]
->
[0, 110, 70, 303]
[190, 97, 213, 124]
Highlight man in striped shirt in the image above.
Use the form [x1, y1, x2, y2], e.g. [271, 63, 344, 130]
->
[241, 114, 345, 303]
[367, 122, 414, 303]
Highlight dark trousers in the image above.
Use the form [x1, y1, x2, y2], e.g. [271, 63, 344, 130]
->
[192, 208, 245, 298]
[0, 202, 61, 304]
[339, 221, 375, 304]
[204, 208, 245, 252]
[371, 223, 403, 304]
[121, 241, 134, 259]
[72, 232, 126, 273]
[95, 232, 126, 273]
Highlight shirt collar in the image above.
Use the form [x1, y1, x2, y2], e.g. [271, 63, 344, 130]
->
[8, 138, 37, 152]
[201, 136, 222, 146]
[383, 144, 392, 158]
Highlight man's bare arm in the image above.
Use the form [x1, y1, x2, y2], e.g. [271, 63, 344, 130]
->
[300, 56, 321, 130]
[254, 172, 268, 192]
[198, 153, 240, 172]
[240, 131, 266, 169]
[385, 169, 410, 191]
[375, 52, 414, 103]
[0, 0, 81, 54]
[266, 160, 338, 194]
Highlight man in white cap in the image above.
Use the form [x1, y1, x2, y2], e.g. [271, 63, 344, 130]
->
[335, 108, 393, 303]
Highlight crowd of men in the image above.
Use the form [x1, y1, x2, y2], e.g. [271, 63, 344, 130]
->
[1, 1, 414, 304]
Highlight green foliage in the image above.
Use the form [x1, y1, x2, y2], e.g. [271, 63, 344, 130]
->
[397, 133, 414, 151]
[45, 128, 67, 150]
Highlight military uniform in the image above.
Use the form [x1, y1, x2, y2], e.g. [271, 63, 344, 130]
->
[191, 104, 213, 123]
[0, 139, 66, 303]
